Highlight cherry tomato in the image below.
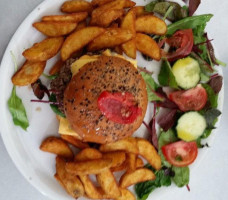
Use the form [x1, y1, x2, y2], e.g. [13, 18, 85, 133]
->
[169, 85, 207, 112]
[163, 29, 194, 62]
[97, 91, 142, 124]
[162, 140, 198, 167]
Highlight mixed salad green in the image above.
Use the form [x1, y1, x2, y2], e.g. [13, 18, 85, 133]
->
[136, 0, 224, 199]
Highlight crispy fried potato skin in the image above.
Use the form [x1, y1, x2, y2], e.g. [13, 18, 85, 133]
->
[23, 37, 64, 62]
[33, 22, 77, 37]
[42, 12, 88, 23]
[61, 27, 105, 61]
[119, 168, 156, 188]
[40, 136, 74, 158]
[135, 15, 167, 35]
[136, 33, 161, 60]
[12, 61, 46, 86]
[56, 156, 85, 198]
[61, 0, 92, 13]
[87, 28, 133, 51]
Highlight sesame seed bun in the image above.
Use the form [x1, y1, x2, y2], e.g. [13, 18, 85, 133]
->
[64, 56, 148, 144]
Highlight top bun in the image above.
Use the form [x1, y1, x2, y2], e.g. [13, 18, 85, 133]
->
[64, 56, 148, 144]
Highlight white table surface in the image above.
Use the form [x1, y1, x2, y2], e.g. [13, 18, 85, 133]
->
[0, 0, 228, 200]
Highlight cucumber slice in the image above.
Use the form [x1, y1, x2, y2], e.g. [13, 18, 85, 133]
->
[172, 57, 200, 89]
[176, 112, 206, 142]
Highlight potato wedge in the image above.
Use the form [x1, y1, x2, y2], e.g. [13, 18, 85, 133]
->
[119, 168, 156, 188]
[116, 188, 136, 200]
[65, 158, 112, 175]
[135, 15, 167, 35]
[79, 175, 103, 199]
[23, 37, 64, 62]
[102, 151, 126, 168]
[131, 6, 149, 17]
[111, 160, 127, 172]
[121, 10, 136, 58]
[124, 0, 136, 8]
[111, 156, 143, 172]
[87, 28, 133, 51]
[94, 9, 124, 27]
[121, 9, 136, 35]
[33, 22, 77, 37]
[91, 0, 113, 6]
[61, 27, 105, 61]
[12, 61, 46, 86]
[136, 157, 144, 168]
[42, 12, 88, 23]
[126, 153, 136, 172]
[56, 156, 85, 198]
[97, 169, 121, 198]
[49, 59, 64, 75]
[74, 148, 102, 161]
[91, 0, 125, 22]
[61, 0, 92, 13]
[136, 138, 161, 170]
[72, 148, 104, 199]
[122, 39, 136, 59]
[61, 135, 89, 149]
[135, 33, 161, 61]
[54, 173, 65, 188]
[74, 20, 87, 31]
[40, 136, 74, 158]
[92, 0, 134, 9]
[99, 137, 138, 154]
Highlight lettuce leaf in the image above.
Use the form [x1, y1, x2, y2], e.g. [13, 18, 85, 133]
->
[8, 86, 29, 130]
[158, 59, 179, 89]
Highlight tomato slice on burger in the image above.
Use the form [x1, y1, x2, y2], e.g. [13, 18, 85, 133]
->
[169, 85, 208, 112]
[163, 29, 194, 62]
[98, 91, 142, 124]
[162, 140, 198, 167]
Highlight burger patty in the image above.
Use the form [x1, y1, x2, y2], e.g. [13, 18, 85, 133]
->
[50, 52, 104, 112]
[50, 58, 75, 113]
[64, 56, 148, 144]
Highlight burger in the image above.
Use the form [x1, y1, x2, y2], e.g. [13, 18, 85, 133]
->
[51, 50, 148, 144]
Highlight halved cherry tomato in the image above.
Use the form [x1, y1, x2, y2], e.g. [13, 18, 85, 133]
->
[169, 85, 207, 112]
[97, 91, 142, 124]
[162, 140, 198, 167]
[163, 29, 194, 62]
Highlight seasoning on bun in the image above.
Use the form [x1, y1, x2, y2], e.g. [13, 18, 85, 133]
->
[63, 55, 148, 144]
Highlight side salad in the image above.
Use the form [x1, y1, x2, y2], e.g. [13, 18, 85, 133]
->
[135, 0, 224, 199]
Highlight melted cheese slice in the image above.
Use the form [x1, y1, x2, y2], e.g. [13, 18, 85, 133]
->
[59, 50, 137, 136]
[71, 55, 98, 76]
[71, 49, 137, 76]
[59, 117, 81, 139]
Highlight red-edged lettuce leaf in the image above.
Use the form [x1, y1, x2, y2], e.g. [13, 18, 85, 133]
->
[208, 75, 223, 94]
[204, 33, 219, 65]
[158, 109, 177, 131]
[31, 79, 50, 100]
[189, 0, 201, 16]
[143, 104, 158, 150]
[149, 103, 158, 150]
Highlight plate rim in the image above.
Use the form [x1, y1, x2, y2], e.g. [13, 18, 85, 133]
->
[0, 0, 67, 198]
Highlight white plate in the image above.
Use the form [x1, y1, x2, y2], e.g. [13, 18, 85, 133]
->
[0, 0, 224, 200]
